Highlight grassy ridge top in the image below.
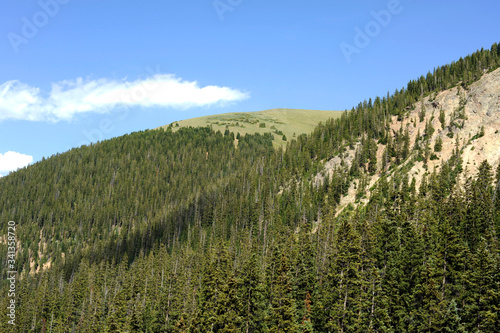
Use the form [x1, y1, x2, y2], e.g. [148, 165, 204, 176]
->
[159, 108, 343, 148]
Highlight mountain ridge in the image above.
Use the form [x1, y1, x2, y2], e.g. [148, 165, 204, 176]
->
[158, 108, 343, 148]
[1, 42, 499, 332]
[313, 67, 500, 214]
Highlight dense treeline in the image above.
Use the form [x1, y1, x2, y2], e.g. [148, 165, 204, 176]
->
[0, 42, 499, 332]
[0, 127, 278, 276]
[1, 157, 498, 332]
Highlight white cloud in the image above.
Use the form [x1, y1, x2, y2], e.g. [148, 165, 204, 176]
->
[0, 75, 249, 122]
[0, 151, 33, 175]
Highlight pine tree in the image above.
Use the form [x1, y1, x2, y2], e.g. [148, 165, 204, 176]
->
[240, 252, 265, 333]
[195, 244, 242, 332]
[462, 239, 499, 332]
[368, 137, 378, 174]
[269, 251, 297, 333]
[323, 218, 364, 332]
[130, 302, 145, 333]
[106, 261, 132, 333]
[439, 108, 446, 129]
[442, 299, 466, 333]
[419, 101, 426, 122]
[465, 160, 495, 249]
[293, 225, 315, 323]
[402, 128, 410, 161]
[415, 259, 444, 332]
[425, 118, 435, 139]
[434, 136, 443, 152]
[195, 254, 219, 332]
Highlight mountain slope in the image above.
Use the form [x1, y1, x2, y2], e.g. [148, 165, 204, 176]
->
[159, 108, 343, 148]
[315, 67, 500, 214]
[1, 42, 499, 332]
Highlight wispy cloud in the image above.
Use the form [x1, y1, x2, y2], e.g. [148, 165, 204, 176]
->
[0, 151, 33, 175]
[0, 75, 249, 122]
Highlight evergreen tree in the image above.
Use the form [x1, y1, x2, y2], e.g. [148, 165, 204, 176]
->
[240, 252, 266, 333]
[434, 136, 443, 152]
[465, 160, 495, 249]
[439, 107, 446, 129]
[293, 224, 316, 323]
[419, 101, 426, 122]
[462, 239, 499, 332]
[323, 218, 364, 332]
[269, 251, 297, 333]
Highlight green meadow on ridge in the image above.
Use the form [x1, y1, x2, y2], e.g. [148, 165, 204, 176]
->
[160, 108, 343, 148]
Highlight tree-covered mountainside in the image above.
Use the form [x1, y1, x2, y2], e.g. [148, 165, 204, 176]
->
[0, 42, 499, 332]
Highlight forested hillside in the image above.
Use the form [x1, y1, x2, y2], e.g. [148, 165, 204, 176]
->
[0, 42, 499, 332]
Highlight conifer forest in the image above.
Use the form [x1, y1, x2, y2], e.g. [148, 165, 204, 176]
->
[1, 43, 500, 332]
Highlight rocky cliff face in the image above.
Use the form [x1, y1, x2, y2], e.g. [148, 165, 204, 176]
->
[318, 68, 500, 213]
[402, 67, 500, 179]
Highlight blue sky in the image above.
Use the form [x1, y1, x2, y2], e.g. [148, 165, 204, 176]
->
[0, 0, 499, 176]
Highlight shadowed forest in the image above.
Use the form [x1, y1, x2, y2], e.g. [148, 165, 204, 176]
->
[1, 43, 499, 332]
